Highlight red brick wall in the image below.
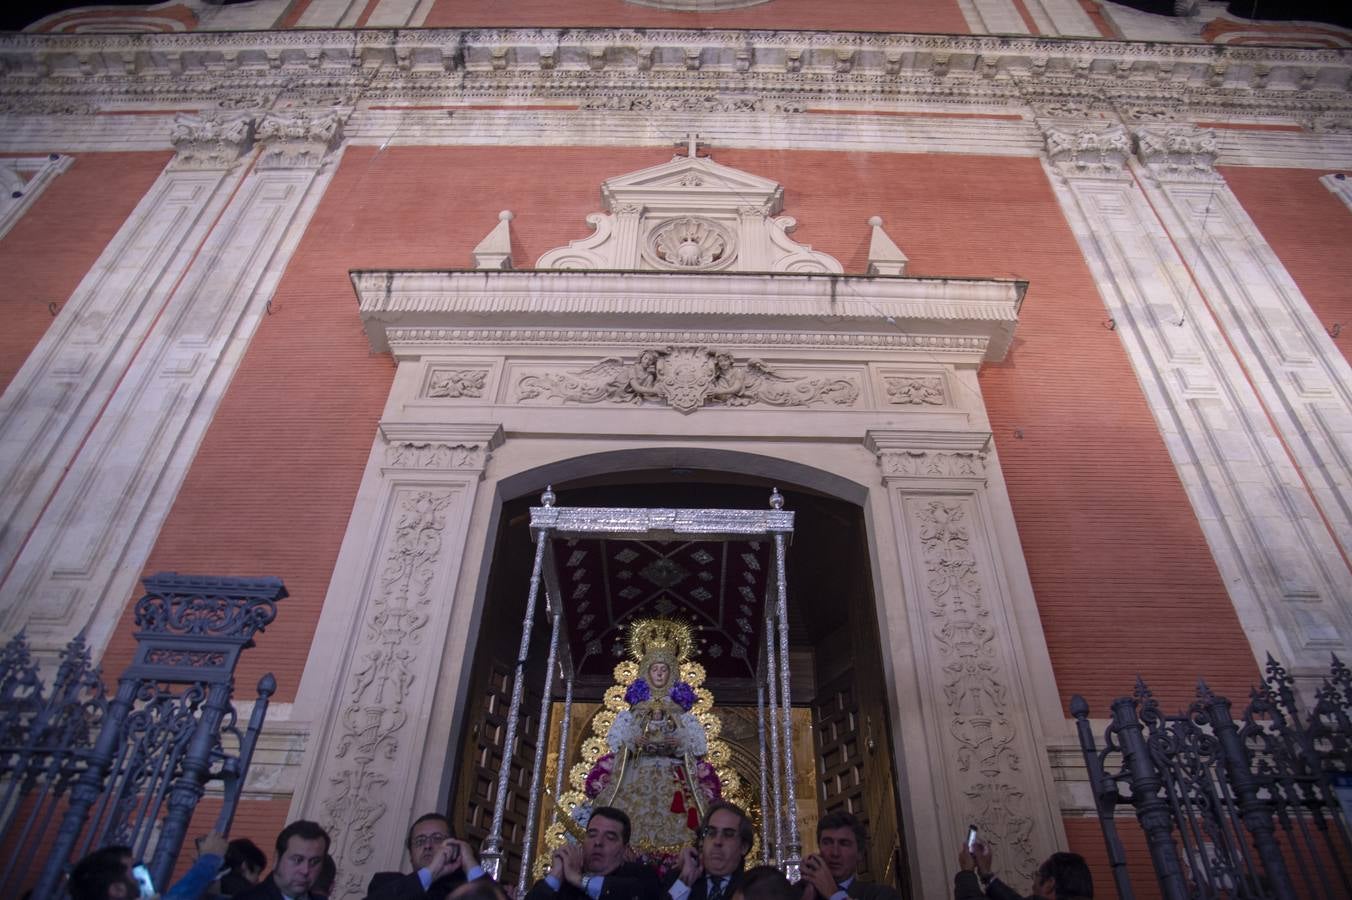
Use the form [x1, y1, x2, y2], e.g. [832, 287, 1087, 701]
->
[98, 144, 1255, 715]
[0, 152, 170, 395]
[1222, 165, 1352, 369]
[417, 0, 970, 33]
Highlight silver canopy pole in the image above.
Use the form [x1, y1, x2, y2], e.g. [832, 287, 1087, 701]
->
[757, 678, 771, 865]
[774, 525, 802, 882]
[555, 673, 574, 810]
[764, 617, 784, 866]
[518, 607, 562, 898]
[481, 486, 555, 883]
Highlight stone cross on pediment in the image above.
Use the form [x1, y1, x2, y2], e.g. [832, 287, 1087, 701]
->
[674, 132, 710, 158]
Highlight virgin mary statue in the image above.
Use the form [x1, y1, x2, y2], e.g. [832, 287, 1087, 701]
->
[552, 618, 742, 871]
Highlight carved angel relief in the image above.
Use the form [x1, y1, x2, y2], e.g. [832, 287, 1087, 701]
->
[517, 346, 858, 414]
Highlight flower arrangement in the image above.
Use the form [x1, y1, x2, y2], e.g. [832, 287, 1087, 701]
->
[669, 681, 696, 711]
[624, 678, 652, 704]
[624, 677, 697, 711]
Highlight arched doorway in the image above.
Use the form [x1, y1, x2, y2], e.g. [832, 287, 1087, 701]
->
[448, 467, 912, 896]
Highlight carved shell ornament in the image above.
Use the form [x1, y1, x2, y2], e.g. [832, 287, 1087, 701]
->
[646, 217, 735, 271]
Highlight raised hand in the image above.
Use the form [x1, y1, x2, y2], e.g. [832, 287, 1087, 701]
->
[677, 846, 702, 887]
[800, 853, 836, 900]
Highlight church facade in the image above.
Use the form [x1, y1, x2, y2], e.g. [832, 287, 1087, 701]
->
[2, 1, 1351, 897]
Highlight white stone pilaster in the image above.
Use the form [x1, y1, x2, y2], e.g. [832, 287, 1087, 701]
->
[0, 117, 251, 590]
[0, 153, 72, 241]
[866, 429, 1063, 891]
[0, 111, 345, 658]
[956, 0, 1032, 36]
[1322, 173, 1352, 214]
[1040, 120, 1352, 676]
[1135, 125, 1352, 585]
[292, 422, 504, 900]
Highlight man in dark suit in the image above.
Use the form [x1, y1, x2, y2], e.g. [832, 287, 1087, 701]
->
[667, 801, 754, 900]
[524, 806, 662, 900]
[365, 812, 487, 900]
[235, 820, 331, 900]
[954, 839, 1092, 900]
[799, 812, 901, 900]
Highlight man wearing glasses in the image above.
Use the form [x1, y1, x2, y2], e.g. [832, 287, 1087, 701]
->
[668, 802, 755, 900]
[366, 813, 488, 900]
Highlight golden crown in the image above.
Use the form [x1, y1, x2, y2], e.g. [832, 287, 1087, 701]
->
[626, 617, 696, 664]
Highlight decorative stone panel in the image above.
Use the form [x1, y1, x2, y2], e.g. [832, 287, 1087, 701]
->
[295, 424, 502, 900]
[514, 346, 859, 414]
[867, 429, 1059, 887]
[169, 112, 255, 170]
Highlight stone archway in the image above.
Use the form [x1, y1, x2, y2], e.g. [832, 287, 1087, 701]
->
[445, 468, 908, 891]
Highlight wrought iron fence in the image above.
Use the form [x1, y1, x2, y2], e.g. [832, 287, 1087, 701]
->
[1072, 655, 1352, 900]
[0, 572, 285, 900]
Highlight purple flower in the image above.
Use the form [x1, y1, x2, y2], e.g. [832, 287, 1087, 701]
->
[669, 682, 696, 711]
[625, 679, 651, 704]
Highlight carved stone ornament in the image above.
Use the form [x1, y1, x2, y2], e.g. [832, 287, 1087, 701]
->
[322, 489, 452, 868]
[384, 441, 487, 470]
[426, 369, 486, 399]
[168, 112, 255, 170]
[916, 499, 1036, 881]
[516, 346, 858, 414]
[878, 450, 986, 479]
[884, 375, 945, 406]
[535, 154, 842, 273]
[1040, 122, 1131, 178]
[1133, 124, 1220, 182]
[644, 216, 735, 271]
[255, 109, 344, 169]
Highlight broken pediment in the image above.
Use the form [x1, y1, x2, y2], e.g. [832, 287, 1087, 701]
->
[535, 152, 842, 274]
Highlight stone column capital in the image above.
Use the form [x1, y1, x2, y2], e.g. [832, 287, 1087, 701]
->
[168, 111, 255, 170]
[1133, 123, 1220, 183]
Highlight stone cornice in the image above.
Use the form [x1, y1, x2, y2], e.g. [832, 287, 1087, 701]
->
[351, 269, 1025, 363]
[0, 28, 1347, 124]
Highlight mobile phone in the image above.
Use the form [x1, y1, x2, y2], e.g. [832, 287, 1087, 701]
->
[965, 825, 978, 852]
[447, 842, 460, 863]
[132, 863, 157, 898]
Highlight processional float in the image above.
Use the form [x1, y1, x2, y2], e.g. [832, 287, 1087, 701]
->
[478, 486, 802, 896]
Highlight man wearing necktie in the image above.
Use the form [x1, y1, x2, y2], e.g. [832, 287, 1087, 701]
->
[667, 801, 754, 900]
[799, 813, 901, 900]
[525, 806, 663, 900]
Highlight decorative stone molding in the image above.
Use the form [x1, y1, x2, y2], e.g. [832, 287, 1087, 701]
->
[883, 375, 946, 406]
[535, 153, 841, 273]
[255, 109, 344, 169]
[353, 270, 1025, 364]
[168, 111, 254, 170]
[0, 153, 72, 241]
[0, 30, 1349, 129]
[577, 94, 805, 114]
[384, 442, 489, 470]
[1039, 121, 1131, 178]
[879, 450, 986, 479]
[1133, 124, 1220, 182]
[425, 368, 487, 399]
[516, 346, 859, 414]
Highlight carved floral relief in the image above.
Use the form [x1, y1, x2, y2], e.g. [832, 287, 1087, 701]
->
[915, 499, 1036, 882]
[516, 346, 858, 414]
[884, 375, 945, 405]
[426, 369, 487, 399]
[322, 489, 453, 873]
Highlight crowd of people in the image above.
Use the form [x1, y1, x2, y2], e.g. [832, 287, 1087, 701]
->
[61, 803, 1092, 900]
